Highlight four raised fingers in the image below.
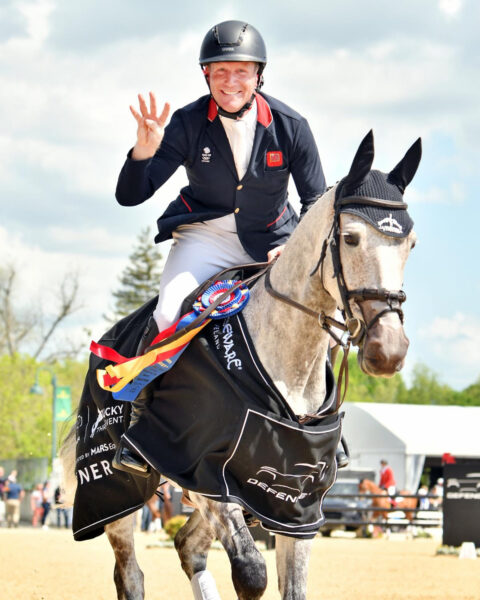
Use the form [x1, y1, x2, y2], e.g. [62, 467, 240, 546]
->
[132, 92, 170, 126]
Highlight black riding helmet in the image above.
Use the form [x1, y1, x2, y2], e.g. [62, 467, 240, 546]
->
[199, 20, 267, 119]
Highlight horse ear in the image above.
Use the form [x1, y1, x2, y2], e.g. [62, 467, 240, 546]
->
[343, 130, 375, 194]
[388, 138, 422, 193]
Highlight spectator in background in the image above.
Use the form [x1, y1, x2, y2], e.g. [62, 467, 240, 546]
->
[30, 483, 44, 527]
[4, 470, 24, 528]
[417, 484, 430, 510]
[160, 481, 173, 526]
[54, 486, 71, 528]
[41, 481, 52, 530]
[141, 502, 153, 532]
[0, 466, 6, 526]
[431, 477, 444, 508]
[379, 459, 396, 496]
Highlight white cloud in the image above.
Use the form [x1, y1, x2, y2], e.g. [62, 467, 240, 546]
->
[408, 182, 465, 205]
[0, 225, 124, 338]
[439, 0, 463, 17]
[419, 313, 480, 385]
[18, 0, 54, 44]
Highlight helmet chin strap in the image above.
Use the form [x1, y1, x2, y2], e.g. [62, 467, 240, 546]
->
[216, 93, 256, 120]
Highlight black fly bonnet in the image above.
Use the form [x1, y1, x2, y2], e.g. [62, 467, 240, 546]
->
[325, 130, 422, 346]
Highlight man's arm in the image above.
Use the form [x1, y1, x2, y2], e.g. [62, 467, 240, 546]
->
[289, 117, 326, 217]
[116, 95, 187, 207]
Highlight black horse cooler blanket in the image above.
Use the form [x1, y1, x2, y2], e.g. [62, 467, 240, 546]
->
[73, 301, 342, 540]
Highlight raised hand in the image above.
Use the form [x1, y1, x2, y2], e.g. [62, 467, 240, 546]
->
[130, 92, 170, 160]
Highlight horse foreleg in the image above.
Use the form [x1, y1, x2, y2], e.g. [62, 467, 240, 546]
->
[192, 495, 267, 600]
[105, 514, 144, 600]
[174, 508, 220, 600]
[275, 535, 313, 600]
[174, 509, 215, 577]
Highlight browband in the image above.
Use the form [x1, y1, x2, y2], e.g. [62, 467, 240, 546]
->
[336, 195, 408, 210]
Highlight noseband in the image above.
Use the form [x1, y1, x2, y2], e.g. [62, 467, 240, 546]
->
[265, 194, 408, 349]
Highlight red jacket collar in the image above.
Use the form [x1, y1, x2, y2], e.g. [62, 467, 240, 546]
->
[255, 94, 273, 128]
[207, 94, 273, 128]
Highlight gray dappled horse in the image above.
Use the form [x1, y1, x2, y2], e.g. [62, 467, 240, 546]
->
[62, 130, 420, 599]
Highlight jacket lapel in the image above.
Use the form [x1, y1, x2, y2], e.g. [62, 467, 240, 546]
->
[244, 94, 274, 181]
[246, 123, 274, 180]
[205, 100, 237, 179]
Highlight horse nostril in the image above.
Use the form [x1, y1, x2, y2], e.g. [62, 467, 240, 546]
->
[360, 337, 408, 376]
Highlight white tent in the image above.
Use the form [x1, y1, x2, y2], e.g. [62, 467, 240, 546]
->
[341, 402, 480, 491]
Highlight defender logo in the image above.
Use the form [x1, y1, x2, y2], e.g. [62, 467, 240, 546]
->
[247, 461, 327, 503]
[377, 213, 403, 234]
[201, 147, 212, 163]
[446, 473, 480, 499]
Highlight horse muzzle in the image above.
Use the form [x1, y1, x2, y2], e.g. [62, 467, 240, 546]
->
[356, 301, 410, 377]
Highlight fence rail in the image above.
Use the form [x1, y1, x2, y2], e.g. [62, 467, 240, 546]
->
[323, 492, 443, 530]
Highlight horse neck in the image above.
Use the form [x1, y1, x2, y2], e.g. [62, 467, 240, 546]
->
[366, 480, 382, 494]
[243, 190, 337, 416]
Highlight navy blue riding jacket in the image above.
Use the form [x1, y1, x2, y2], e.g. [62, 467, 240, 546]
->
[116, 92, 326, 261]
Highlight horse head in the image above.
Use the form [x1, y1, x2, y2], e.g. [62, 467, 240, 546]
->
[322, 130, 421, 377]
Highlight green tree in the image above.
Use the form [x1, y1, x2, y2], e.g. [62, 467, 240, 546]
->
[451, 377, 480, 406]
[108, 227, 163, 321]
[0, 355, 87, 460]
[335, 350, 407, 404]
[406, 363, 456, 405]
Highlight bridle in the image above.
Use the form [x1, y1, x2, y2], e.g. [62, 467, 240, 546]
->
[266, 193, 408, 349]
[264, 192, 409, 411]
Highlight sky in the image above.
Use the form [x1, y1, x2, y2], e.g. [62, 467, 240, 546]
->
[0, 0, 478, 390]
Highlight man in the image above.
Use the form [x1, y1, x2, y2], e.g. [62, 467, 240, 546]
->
[114, 20, 326, 473]
[0, 466, 6, 526]
[4, 471, 24, 528]
[379, 459, 396, 501]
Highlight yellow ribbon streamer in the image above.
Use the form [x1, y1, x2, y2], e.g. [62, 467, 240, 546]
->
[96, 321, 209, 393]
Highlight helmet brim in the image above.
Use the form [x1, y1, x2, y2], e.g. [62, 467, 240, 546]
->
[199, 54, 266, 65]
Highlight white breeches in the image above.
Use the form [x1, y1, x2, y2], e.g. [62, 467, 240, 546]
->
[152, 216, 255, 332]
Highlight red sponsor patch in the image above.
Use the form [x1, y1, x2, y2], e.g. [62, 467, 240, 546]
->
[266, 151, 283, 168]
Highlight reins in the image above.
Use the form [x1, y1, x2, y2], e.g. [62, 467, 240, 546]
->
[145, 262, 271, 354]
[264, 269, 349, 348]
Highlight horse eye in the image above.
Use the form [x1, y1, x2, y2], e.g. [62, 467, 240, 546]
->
[411, 240, 416, 250]
[343, 232, 359, 247]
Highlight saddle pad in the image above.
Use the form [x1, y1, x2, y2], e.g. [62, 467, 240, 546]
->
[125, 313, 343, 538]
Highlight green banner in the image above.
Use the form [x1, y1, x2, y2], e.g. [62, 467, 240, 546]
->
[55, 386, 72, 421]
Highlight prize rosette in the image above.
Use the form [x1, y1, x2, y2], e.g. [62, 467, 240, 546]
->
[193, 279, 250, 319]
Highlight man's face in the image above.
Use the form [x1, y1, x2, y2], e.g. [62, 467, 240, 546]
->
[206, 61, 258, 114]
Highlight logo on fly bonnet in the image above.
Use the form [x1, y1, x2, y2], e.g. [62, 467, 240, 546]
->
[377, 213, 403, 234]
[247, 461, 327, 503]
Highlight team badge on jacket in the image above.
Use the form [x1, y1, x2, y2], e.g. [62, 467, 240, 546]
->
[266, 151, 283, 167]
[202, 147, 212, 163]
